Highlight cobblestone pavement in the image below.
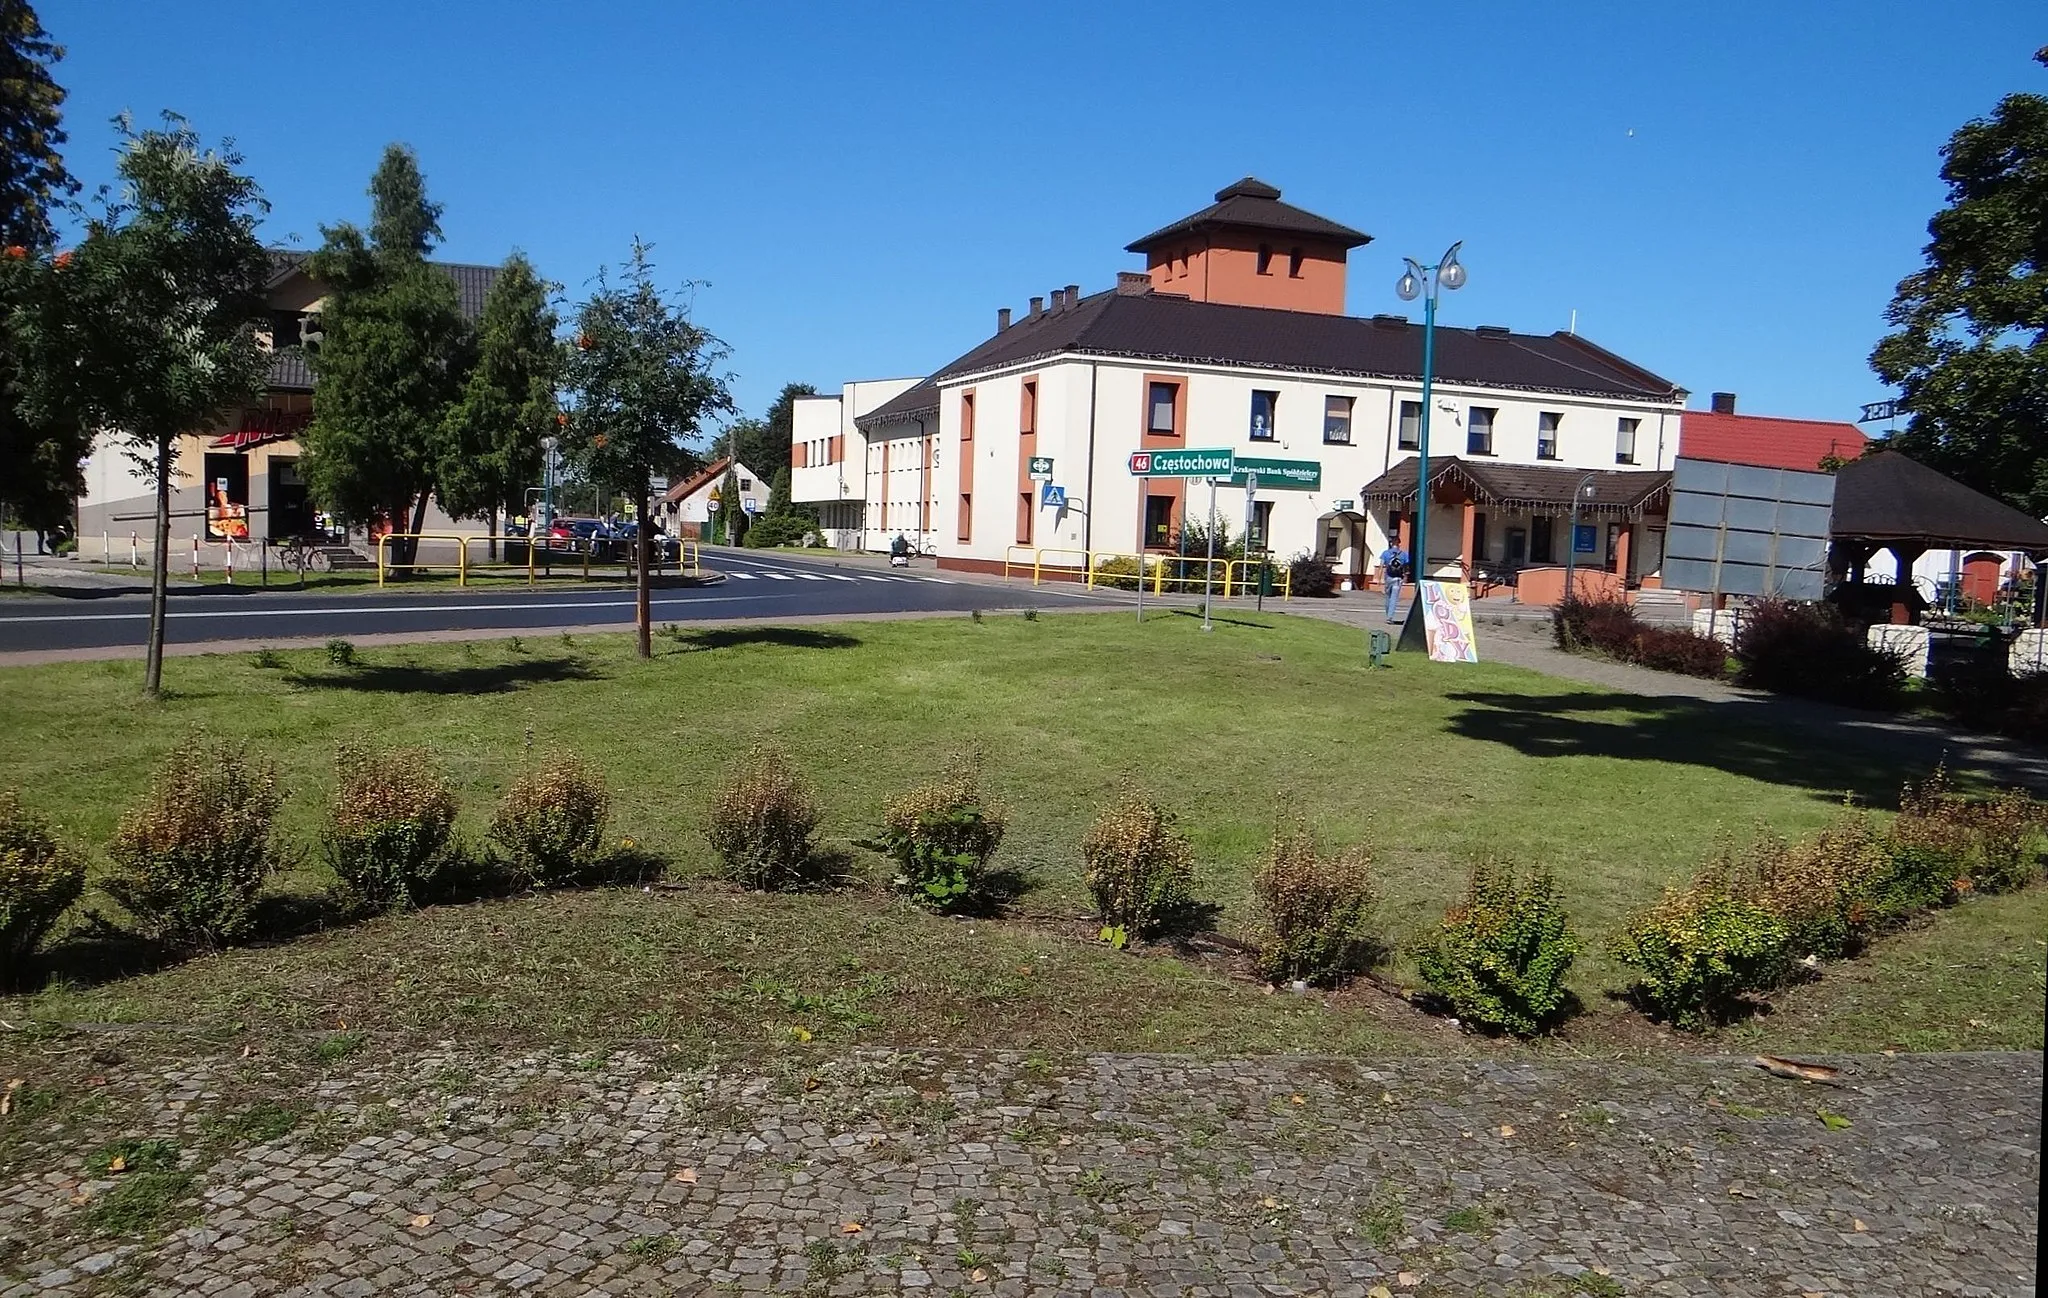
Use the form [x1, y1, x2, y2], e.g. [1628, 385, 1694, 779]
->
[0, 1042, 2036, 1297]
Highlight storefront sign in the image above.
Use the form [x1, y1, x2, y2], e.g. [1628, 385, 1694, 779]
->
[1418, 580, 1479, 663]
[1028, 456, 1054, 482]
[1227, 456, 1320, 491]
[1128, 448, 1235, 478]
[1573, 524, 1598, 553]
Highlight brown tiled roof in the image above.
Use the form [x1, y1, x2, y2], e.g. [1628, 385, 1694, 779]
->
[262, 253, 502, 394]
[1832, 450, 2048, 551]
[870, 291, 1679, 415]
[1126, 178, 1371, 252]
[859, 377, 939, 428]
[1361, 456, 1673, 518]
[663, 457, 730, 505]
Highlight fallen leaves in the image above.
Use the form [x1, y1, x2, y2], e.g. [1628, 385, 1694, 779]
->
[970, 1267, 988, 1282]
[1397, 1272, 1423, 1288]
[672, 1168, 698, 1184]
[1754, 1055, 1842, 1085]
[107, 1155, 128, 1174]
[1369, 1286, 1395, 1298]
[789, 1026, 814, 1044]
[1816, 1107, 1853, 1131]
[1289, 1094, 1306, 1105]
[1853, 1218, 1868, 1232]
[1499, 1124, 1516, 1138]
[840, 1221, 862, 1235]
[409, 1213, 434, 1230]
[0, 1078, 18, 1117]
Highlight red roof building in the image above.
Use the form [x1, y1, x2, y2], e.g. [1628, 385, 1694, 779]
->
[1678, 392, 1867, 472]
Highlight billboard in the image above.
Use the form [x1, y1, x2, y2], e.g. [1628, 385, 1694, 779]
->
[1663, 457, 1835, 600]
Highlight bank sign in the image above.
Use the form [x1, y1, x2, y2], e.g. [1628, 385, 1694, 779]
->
[1128, 448, 1235, 478]
[1229, 456, 1320, 492]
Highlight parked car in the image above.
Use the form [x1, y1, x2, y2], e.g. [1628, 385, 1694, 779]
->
[612, 521, 680, 562]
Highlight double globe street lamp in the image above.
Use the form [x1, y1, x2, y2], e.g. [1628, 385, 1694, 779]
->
[1393, 242, 1466, 636]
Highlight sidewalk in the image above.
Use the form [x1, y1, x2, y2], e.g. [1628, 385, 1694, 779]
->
[3, 1039, 2033, 1297]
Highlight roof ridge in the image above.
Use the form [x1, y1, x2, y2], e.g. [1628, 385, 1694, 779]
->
[1684, 409, 1864, 430]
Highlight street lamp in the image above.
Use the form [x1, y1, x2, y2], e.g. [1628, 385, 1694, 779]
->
[540, 434, 559, 532]
[1561, 471, 1597, 602]
[1393, 242, 1466, 606]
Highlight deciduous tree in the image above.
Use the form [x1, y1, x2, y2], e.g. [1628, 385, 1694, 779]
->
[732, 382, 814, 477]
[301, 145, 471, 564]
[440, 252, 559, 556]
[1871, 48, 2048, 513]
[16, 116, 269, 694]
[562, 239, 732, 657]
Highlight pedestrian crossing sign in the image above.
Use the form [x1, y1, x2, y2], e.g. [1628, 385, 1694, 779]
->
[1041, 484, 1067, 508]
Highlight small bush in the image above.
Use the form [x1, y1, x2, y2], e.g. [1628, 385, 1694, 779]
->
[1934, 663, 2048, 745]
[1733, 599, 1905, 708]
[321, 744, 461, 915]
[881, 766, 1007, 912]
[1630, 624, 1731, 678]
[1413, 862, 1580, 1036]
[704, 746, 824, 891]
[1892, 767, 2044, 897]
[1081, 787, 1196, 940]
[1249, 819, 1378, 984]
[743, 513, 813, 549]
[1554, 596, 1727, 679]
[325, 637, 357, 668]
[0, 790, 86, 985]
[1091, 555, 1150, 592]
[104, 737, 284, 950]
[1286, 551, 1337, 598]
[1731, 817, 1891, 960]
[489, 755, 609, 886]
[1611, 873, 1790, 1030]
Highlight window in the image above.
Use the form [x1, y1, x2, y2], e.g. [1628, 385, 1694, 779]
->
[1144, 495, 1175, 548]
[1017, 491, 1033, 546]
[1531, 515, 1554, 564]
[1616, 417, 1639, 464]
[1537, 412, 1560, 460]
[961, 392, 975, 442]
[740, 477, 754, 490]
[1256, 244, 1273, 275]
[958, 492, 972, 542]
[1288, 247, 1303, 278]
[1397, 400, 1422, 451]
[1466, 407, 1496, 456]
[1323, 395, 1354, 444]
[1249, 390, 1278, 441]
[1250, 500, 1274, 552]
[1147, 381, 1179, 435]
[1020, 379, 1037, 434]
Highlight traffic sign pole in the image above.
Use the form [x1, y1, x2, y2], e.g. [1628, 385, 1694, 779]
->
[1134, 485, 1145, 624]
[1202, 476, 1218, 632]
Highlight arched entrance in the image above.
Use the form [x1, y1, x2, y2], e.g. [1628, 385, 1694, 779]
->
[1961, 552, 2004, 606]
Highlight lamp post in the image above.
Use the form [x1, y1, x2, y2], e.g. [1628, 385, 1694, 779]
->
[540, 435, 559, 530]
[1394, 242, 1467, 594]
[1561, 471, 1597, 603]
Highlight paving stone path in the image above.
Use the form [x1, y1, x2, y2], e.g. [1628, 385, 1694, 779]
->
[0, 1042, 2036, 1297]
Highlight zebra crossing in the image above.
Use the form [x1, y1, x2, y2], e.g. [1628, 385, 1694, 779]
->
[718, 568, 952, 585]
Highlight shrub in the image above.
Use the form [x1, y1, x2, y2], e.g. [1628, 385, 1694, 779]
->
[489, 755, 609, 886]
[1629, 624, 1731, 678]
[1731, 817, 1891, 960]
[1934, 664, 2048, 745]
[1732, 599, 1905, 708]
[1956, 788, 2046, 894]
[1249, 819, 1378, 984]
[1413, 862, 1580, 1036]
[320, 745, 460, 915]
[104, 737, 284, 950]
[705, 746, 824, 891]
[880, 766, 1007, 912]
[1081, 787, 1196, 940]
[0, 790, 86, 985]
[1892, 768, 2044, 897]
[1554, 596, 1727, 679]
[1091, 555, 1150, 592]
[1286, 551, 1337, 598]
[325, 637, 357, 667]
[743, 513, 813, 549]
[1611, 873, 1790, 1030]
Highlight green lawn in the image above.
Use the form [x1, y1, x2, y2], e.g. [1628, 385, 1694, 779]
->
[2, 610, 2038, 1055]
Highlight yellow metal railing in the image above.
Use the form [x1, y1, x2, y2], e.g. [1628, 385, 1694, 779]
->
[375, 532, 697, 587]
[377, 532, 476, 586]
[1225, 558, 1291, 599]
[1079, 551, 1291, 600]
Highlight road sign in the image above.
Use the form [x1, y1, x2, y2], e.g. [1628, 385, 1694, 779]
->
[1042, 484, 1067, 508]
[707, 499, 721, 513]
[743, 497, 762, 515]
[1128, 447, 1235, 478]
[1333, 499, 1357, 513]
[1227, 456, 1320, 491]
[1028, 456, 1055, 482]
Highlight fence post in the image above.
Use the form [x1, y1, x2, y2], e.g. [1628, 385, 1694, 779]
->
[130, 532, 139, 567]
[101, 531, 109, 567]
[224, 540, 234, 583]
[377, 535, 387, 587]
[458, 537, 468, 587]
[191, 535, 200, 579]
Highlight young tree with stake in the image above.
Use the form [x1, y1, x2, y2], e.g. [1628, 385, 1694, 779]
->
[562, 239, 732, 657]
[16, 116, 269, 695]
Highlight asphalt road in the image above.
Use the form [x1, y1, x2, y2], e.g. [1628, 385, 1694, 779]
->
[0, 550, 1110, 653]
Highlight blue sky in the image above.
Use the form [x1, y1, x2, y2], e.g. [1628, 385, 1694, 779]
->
[39, 1, 2044, 427]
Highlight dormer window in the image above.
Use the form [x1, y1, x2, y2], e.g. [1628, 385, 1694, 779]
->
[1256, 243, 1273, 275]
[1288, 248, 1304, 278]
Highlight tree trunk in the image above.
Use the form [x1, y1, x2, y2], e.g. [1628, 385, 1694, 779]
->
[488, 506, 498, 562]
[144, 435, 172, 697]
[635, 479, 652, 659]
[399, 492, 430, 570]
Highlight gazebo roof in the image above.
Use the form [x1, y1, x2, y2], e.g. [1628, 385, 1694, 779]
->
[1360, 456, 1672, 519]
[1832, 451, 2048, 553]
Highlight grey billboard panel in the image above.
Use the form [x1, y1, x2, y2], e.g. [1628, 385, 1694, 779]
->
[1668, 493, 1726, 527]
[1663, 523, 1723, 564]
[1665, 557, 1827, 601]
[1671, 459, 1729, 494]
[1725, 464, 1788, 500]
[1780, 471, 1837, 506]
[1663, 456, 1836, 598]
[1722, 495, 1781, 531]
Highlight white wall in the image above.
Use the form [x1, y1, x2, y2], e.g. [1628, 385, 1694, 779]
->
[671, 461, 771, 527]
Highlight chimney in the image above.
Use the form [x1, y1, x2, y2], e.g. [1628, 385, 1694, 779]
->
[1049, 288, 1065, 312]
[1064, 282, 1080, 306]
[997, 307, 1011, 332]
[1710, 392, 1737, 415]
[1028, 295, 1044, 318]
[1115, 271, 1153, 296]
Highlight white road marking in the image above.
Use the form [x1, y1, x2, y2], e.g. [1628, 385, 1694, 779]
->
[0, 593, 782, 625]
[726, 572, 758, 579]
[761, 573, 795, 581]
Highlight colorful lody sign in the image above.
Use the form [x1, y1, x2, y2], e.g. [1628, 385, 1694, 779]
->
[1418, 580, 1479, 663]
[1128, 447, 1235, 478]
[1228, 456, 1320, 491]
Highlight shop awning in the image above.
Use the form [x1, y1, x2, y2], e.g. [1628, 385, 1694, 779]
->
[210, 409, 311, 451]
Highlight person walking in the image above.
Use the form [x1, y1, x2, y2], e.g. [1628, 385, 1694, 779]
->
[1381, 541, 1409, 621]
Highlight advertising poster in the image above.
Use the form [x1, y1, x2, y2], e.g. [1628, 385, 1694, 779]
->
[206, 477, 250, 540]
[1418, 580, 1479, 663]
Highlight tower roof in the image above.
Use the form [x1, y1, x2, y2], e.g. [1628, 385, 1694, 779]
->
[1125, 177, 1372, 253]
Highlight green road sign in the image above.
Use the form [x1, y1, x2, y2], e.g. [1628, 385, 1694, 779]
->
[1229, 456, 1320, 491]
[1028, 456, 1054, 481]
[1128, 447, 1235, 478]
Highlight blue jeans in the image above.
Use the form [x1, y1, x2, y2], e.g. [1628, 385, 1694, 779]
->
[1384, 576, 1404, 620]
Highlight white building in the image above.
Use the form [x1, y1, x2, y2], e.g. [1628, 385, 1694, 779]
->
[797, 178, 1687, 589]
[658, 458, 769, 537]
[790, 379, 920, 549]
